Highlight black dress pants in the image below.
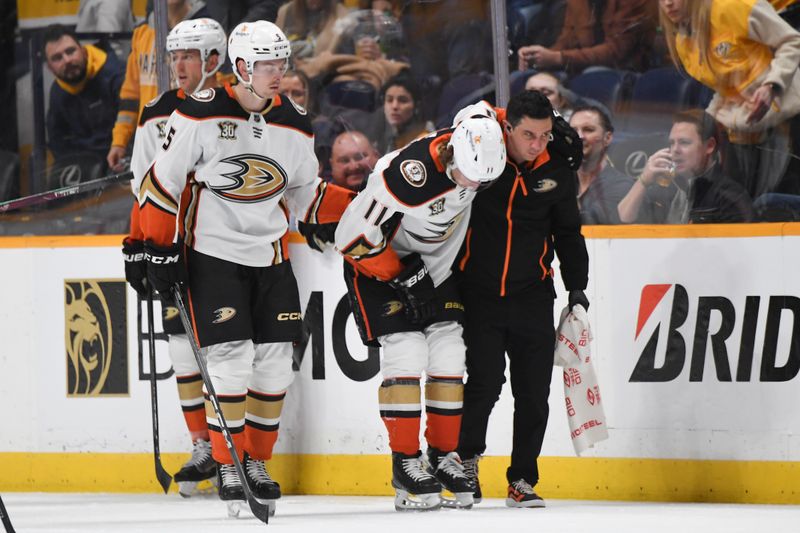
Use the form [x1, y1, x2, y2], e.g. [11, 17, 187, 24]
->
[457, 283, 555, 485]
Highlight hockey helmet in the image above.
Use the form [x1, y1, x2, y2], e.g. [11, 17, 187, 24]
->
[449, 117, 506, 189]
[228, 20, 291, 92]
[452, 100, 497, 127]
[167, 18, 227, 94]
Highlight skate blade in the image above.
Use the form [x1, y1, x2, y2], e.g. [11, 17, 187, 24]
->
[178, 477, 218, 498]
[394, 489, 441, 512]
[440, 491, 474, 510]
[226, 500, 244, 518]
[226, 499, 277, 519]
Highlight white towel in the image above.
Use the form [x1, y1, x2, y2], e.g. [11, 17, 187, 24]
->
[554, 304, 608, 455]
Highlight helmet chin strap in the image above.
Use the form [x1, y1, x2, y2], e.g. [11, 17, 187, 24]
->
[191, 57, 213, 95]
[243, 68, 269, 100]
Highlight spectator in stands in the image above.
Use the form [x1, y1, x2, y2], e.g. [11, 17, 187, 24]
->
[297, 8, 409, 92]
[370, 74, 432, 154]
[205, 0, 283, 32]
[660, 0, 800, 199]
[329, 129, 380, 190]
[618, 110, 753, 224]
[525, 72, 577, 121]
[106, 0, 209, 172]
[276, 0, 352, 62]
[570, 104, 634, 224]
[516, 0, 657, 75]
[76, 0, 135, 33]
[43, 24, 125, 165]
[280, 68, 315, 112]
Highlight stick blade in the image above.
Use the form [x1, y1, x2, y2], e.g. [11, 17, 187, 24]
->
[155, 462, 173, 494]
[247, 499, 270, 524]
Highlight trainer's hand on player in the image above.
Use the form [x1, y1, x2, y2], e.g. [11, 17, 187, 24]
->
[122, 238, 148, 296]
[107, 145, 127, 172]
[297, 221, 338, 252]
[144, 242, 186, 296]
[389, 253, 438, 324]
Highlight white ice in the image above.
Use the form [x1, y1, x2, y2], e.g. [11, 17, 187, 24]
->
[2, 493, 798, 533]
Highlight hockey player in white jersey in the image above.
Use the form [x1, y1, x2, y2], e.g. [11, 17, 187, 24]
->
[121, 17, 226, 497]
[137, 20, 354, 516]
[334, 116, 512, 511]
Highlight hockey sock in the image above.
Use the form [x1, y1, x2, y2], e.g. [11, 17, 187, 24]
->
[176, 372, 209, 441]
[379, 378, 421, 455]
[424, 376, 464, 453]
[206, 392, 246, 463]
[244, 389, 285, 460]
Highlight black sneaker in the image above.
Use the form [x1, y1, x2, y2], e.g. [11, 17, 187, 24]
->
[461, 455, 482, 503]
[244, 453, 281, 500]
[506, 478, 545, 508]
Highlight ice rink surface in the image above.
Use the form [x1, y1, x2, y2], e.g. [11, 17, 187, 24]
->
[2, 493, 798, 533]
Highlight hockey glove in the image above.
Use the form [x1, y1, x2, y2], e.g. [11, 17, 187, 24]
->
[297, 221, 338, 253]
[144, 242, 186, 296]
[389, 253, 438, 324]
[549, 111, 583, 170]
[122, 238, 148, 296]
[568, 289, 590, 311]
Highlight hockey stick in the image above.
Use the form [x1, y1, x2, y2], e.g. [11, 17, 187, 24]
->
[146, 288, 173, 494]
[0, 170, 133, 213]
[172, 287, 270, 524]
[0, 494, 16, 533]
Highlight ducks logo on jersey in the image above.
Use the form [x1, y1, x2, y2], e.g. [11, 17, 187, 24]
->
[211, 153, 288, 203]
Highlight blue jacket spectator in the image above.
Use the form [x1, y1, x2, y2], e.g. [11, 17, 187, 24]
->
[43, 24, 125, 163]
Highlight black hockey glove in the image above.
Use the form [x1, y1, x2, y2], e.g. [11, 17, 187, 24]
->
[549, 111, 583, 170]
[389, 253, 438, 324]
[568, 289, 590, 311]
[297, 221, 338, 253]
[144, 242, 186, 296]
[122, 238, 147, 296]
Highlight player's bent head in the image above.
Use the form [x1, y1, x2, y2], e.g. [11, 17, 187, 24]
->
[449, 117, 506, 190]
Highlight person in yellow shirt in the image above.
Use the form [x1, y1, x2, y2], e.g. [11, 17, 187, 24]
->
[660, 0, 800, 199]
[106, 0, 209, 172]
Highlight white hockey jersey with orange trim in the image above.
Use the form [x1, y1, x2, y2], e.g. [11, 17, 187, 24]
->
[138, 82, 352, 266]
[334, 129, 515, 286]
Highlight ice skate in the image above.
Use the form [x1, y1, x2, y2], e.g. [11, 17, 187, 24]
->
[461, 454, 482, 504]
[244, 454, 279, 517]
[217, 463, 246, 517]
[174, 439, 217, 497]
[391, 451, 442, 512]
[506, 479, 546, 508]
[426, 449, 475, 509]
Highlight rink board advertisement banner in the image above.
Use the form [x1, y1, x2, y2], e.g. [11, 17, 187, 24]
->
[0, 229, 798, 501]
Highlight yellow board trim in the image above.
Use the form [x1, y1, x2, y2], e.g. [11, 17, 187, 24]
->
[0, 453, 797, 504]
[3, 223, 800, 250]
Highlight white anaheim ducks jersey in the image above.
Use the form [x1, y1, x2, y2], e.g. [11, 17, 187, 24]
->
[336, 129, 514, 286]
[138, 83, 340, 267]
[130, 88, 187, 195]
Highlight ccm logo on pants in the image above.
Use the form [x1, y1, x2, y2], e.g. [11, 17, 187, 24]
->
[277, 312, 302, 321]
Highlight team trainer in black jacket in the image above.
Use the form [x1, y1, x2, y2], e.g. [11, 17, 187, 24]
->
[453, 91, 590, 508]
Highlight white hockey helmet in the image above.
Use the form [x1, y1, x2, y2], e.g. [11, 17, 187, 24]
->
[452, 100, 498, 127]
[167, 18, 227, 94]
[228, 20, 291, 95]
[449, 117, 506, 189]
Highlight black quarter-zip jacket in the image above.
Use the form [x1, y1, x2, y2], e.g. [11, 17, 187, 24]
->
[456, 148, 589, 296]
